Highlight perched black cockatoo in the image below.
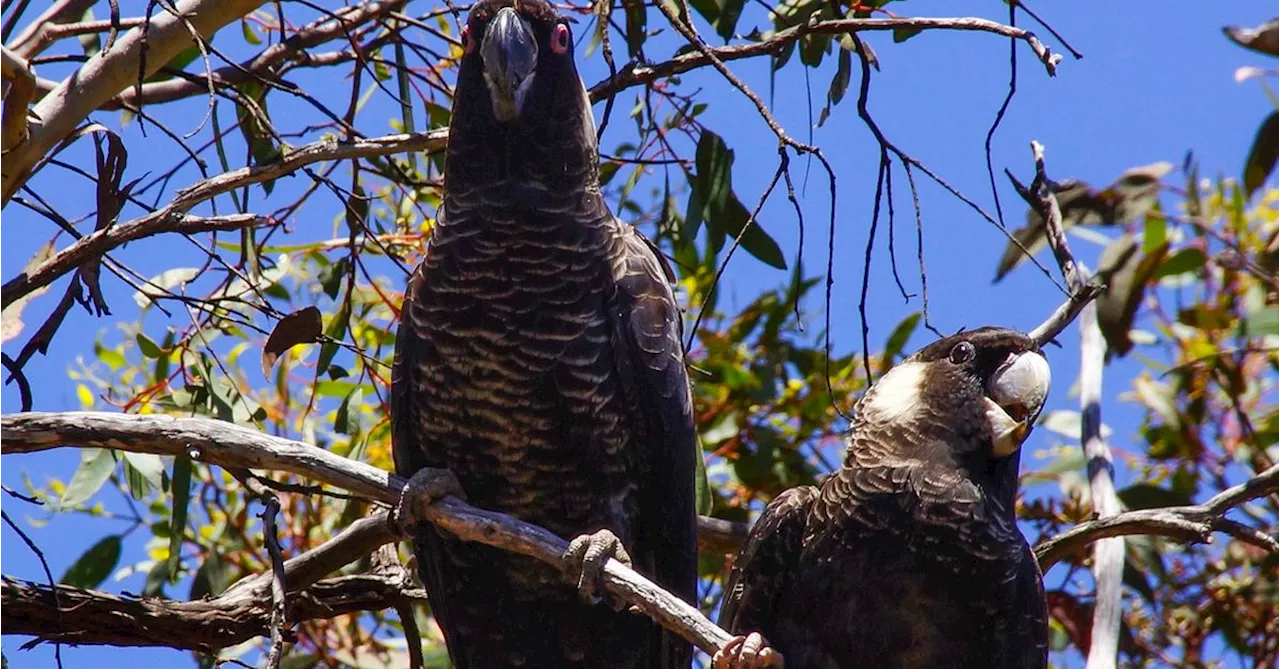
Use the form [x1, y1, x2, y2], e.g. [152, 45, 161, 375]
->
[716, 328, 1052, 669]
[390, 0, 697, 667]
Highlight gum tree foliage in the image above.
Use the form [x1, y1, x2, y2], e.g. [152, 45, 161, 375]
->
[0, 1, 1275, 667]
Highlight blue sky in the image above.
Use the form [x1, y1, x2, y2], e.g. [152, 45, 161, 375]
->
[2, 1, 1275, 666]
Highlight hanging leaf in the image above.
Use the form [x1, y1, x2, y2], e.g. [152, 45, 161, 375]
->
[1243, 111, 1278, 197]
[262, 306, 323, 378]
[335, 387, 364, 436]
[1095, 233, 1169, 359]
[235, 80, 282, 194]
[60, 534, 123, 589]
[168, 455, 193, 582]
[695, 438, 712, 516]
[880, 312, 921, 368]
[60, 448, 116, 508]
[1222, 18, 1279, 56]
[1, 241, 56, 344]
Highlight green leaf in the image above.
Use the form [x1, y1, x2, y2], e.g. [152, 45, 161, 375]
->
[893, 25, 924, 43]
[235, 80, 282, 194]
[136, 333, 162, 358]
[134, 268, 201, 308]
[880, 312, 920, 368]
[695, 439, 712, 516]
[190, 548, 231, 599]
[168, 455, 193, 581]
[1118, 483, 1193, 510]
[143, 560, 169, 597]
[317, 298, 353, 375]
[122, 451, 166, 490]
[1243, 111, 1278, 197]
[1240, 307, 1280, 338]
[1150, 247, 1205, 281]
[335, 387, 363, 436]
[241, 18, 263, 45]
[720, 194, 787, 269]
[623, 0, 648, 56]
[60, 534, 122, 589]
[686, 129, 735, 244]
[60, 448, 116, 508]
[1095, 233, 1167, 358]
[1141, 216, 1167, 253]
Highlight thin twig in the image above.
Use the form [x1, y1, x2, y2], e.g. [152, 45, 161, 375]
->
[2, 509, 63, 669]
[1007, 142, 1103, 346]
[1036, 465, 1280, 568]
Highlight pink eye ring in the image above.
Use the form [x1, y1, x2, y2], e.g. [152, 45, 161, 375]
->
[551, 23, 571, 54]
[461, 25, 476, 54]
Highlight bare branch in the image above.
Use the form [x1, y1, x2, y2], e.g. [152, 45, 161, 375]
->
[1036, 465, 1280, 568]
[1, 573, 420, 651]
[1, 47, 36, 151]
[1079, 301, 1122, 669]
[1, 213, 274, 309]
[1008, 142, 1102, 345]
[2, 508, 396, 650]
[0, 411, 736, 656]
[1, 0, 269, 204]
[590, 15, 1059, 103]
[0, 128, 447, 308]
[5, 0, 98, 58]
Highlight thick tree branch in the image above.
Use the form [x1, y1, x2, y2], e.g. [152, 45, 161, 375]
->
[1, 47, 36, 151]
[1009, 141, 1123, 669]
[1, 0, 268, 204]
[0, 411, 735, 656]
[1079, 301, 1122, 669]
[6, 0, 98, 59]
[86, 0, 409, 110]
[2, 510, 401, 650]
[1, 573, 422, 651]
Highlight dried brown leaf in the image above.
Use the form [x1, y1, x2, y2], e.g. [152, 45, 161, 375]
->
[261, 306, 323, 378]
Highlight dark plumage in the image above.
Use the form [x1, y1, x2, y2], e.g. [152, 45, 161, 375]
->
[718, 328, 1052, 669]
[390, 1, 696, 667]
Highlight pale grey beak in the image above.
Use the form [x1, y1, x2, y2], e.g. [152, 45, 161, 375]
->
[481, 7, 538, 121]
[985, 351, 1051, 456]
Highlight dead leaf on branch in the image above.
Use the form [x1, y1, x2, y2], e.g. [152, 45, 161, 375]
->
[1, 241, 55, 344]
[261, 306, 323, 378]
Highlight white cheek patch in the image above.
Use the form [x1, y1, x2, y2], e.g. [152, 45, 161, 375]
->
[860, 361, 927, 423]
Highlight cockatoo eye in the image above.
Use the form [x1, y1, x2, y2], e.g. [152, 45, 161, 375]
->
[551, 23, 571, 54]
[948, 341, 975, 365]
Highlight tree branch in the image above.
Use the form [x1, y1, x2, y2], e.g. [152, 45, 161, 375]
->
[1, 0, 268, 204]
[0, 213, 275, 310]
[1035, 465, 1280, 568]
[589, 15, 1059, 104]
[1008, 141, 1103, 346]
[1, 47, 36, 151]
[2, 509, 401, 650]
[0, 411, 735, 656]
[0, 128, 447, 309]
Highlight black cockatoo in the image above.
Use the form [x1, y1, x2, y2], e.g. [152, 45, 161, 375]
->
[715, 328, 1052, 669]
[390, 0, 697, 667]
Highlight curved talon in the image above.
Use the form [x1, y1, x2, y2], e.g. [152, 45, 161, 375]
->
[562, 529, 631, 607]
[713, 632, 784, 669]
[393, 467, 466, 536]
